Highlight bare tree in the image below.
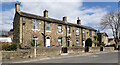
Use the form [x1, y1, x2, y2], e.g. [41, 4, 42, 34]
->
[100, 11, 120, 49]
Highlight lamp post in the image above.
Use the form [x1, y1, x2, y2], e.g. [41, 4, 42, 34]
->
[33, 31, 37, 57]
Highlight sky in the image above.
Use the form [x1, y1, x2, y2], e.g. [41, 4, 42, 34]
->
[0, 0, 119, 38]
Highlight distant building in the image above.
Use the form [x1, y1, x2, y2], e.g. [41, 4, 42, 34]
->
[0, 30, 13, 42]
[0, 31, 8, 37]
[97, 32, 108, 46]
[108, 38, 115, 45]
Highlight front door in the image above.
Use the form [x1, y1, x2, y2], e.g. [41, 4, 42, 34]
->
[83, 41, 85, 47]
[46, 37, 50, 47]
[67, 39, 70, 47]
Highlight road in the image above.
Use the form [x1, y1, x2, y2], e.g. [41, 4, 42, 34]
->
[2, 51, 119, 65]
[31, 51, 119, 63]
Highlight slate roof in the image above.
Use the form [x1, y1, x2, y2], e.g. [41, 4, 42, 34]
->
[17, 11, 97, 31]
[98, 32, 108, 37]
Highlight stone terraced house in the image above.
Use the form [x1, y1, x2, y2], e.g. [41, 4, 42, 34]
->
[97, 32, 108, 46]
[13, 2, 97, 47]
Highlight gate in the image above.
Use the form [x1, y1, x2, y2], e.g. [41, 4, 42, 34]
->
[62, 47, 68, 53]
[100, 47, 103, 51]
[85, 46, 89, 52]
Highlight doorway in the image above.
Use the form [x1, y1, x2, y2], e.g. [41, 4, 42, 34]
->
[46, 37, 50, 47]
[67, 39, 70, 47]
[82, 40, 85, 47]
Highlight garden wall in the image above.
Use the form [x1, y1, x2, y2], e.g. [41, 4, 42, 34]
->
[30, 47, 61, 57]
[2, 47, 115, 61]
[103, 47, 114, 51]
[68, 47, 85, 54]
[89, 47, 100, 52]
[2, 50, 31, 61]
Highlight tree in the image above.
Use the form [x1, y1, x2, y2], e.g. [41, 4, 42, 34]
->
[100, 11, 120, 49]
[93, 35, 99, 47]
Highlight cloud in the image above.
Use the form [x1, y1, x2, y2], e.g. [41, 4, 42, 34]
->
[21, 2, 107, 25]
[0, 23, 13, 31]
[1, 1, 112, 38]
[1, 0, 119, 2]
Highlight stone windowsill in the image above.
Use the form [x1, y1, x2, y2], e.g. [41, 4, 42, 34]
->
[46, 31, 51, 32]
[32, 29, 40, 31]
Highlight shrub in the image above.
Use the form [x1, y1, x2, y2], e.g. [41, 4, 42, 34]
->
[118, 45, 120, 50]
[31, 41, 39, 47]
[118, 45, 120, 47]
[85, 38, 92, 47]
[72, 43, 77, 47]
[6, 43, 17, 51]
[1, 42, 10, 50]
[97, 43, 101, 46]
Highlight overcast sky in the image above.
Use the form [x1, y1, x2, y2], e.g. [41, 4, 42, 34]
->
[0, 0, 119, 38]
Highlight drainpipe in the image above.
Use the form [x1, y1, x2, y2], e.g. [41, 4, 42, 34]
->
[44, 20, 46, 47]
[22, 17, 23, 45]
[81, 28, 83, 47]
[66, 25, 67, 47]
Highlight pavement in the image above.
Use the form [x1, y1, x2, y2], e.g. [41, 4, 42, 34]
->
[2, 50, 119, 63]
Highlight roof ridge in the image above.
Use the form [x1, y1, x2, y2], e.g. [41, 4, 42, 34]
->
[17, 11, 96, 31]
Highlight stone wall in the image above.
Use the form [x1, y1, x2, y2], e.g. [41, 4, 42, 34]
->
[30, 47, 61, 57]
[13, 12, 20, 44]
[1, 46, 116, 60]
[89, 47, 100, 52]
[68, 47, 85, 54]
[2, 50, 31, 61]
[103, 47, 114, 51]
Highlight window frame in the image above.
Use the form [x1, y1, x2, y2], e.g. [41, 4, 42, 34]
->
[58, 38, 62, 46]
[58, 25, 62, 33]
[33, 20, 39, 30]
[76, 38, 79, 46]
[76, 28, 79, 36]
[46, 22, 50, 31]
[82, 29, 85, 37]
[89, 30, 92, 37]
[67, 27, 70, 34]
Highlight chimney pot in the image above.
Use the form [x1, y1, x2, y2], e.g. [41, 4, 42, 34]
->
[63, 16, 67, 22]
[15, 1, 20, 12]
[44, 9, 48, 17]
[77, 17, 81, 25]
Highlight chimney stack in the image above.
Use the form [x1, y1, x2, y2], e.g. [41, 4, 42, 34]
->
[15, 1, 20, 12]
[77, 17, 81, 25]
[63, 16, 67, 22]
[44, 9, 48, 17]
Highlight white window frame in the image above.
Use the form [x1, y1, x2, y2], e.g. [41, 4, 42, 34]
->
[67, 27, 70, 34]
[76, 28, 79, 35]
[58, 25, 62, 33]
[89, 30, 92, 37]
[46, 22, 50, 32]
[76, 39, 79, 46]
[33, 20, 39, 30]
[82, 29, 85, 37]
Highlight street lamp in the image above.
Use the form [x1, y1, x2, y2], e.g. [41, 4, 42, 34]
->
[33, 32, 37, 57]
